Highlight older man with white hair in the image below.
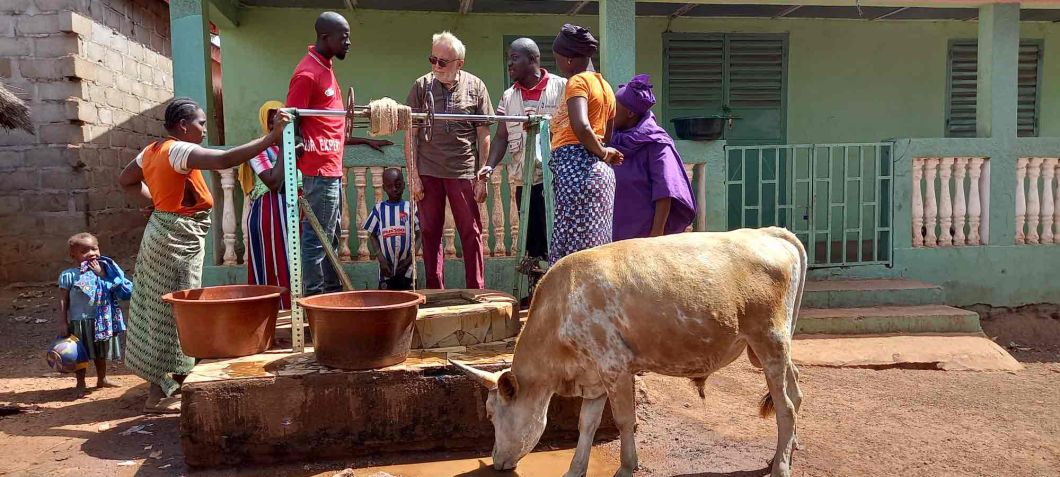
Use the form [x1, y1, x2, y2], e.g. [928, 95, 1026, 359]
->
[405, 31, 493, 289]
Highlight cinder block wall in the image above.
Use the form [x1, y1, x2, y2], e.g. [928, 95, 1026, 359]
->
[0, 0, 173, 283]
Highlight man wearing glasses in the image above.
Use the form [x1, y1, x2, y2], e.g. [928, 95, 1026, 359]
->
[404, 31, 493, 289]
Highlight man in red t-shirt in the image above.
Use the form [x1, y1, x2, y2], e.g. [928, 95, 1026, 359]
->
[286, 11, 389, 295]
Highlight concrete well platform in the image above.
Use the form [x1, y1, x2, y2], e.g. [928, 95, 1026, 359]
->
[181, 343, 616, 468]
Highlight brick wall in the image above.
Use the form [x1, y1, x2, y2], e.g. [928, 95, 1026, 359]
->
[0, 0, 173, 283]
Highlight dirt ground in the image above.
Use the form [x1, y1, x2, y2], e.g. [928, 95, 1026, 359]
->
[1, 283, 1059, 477]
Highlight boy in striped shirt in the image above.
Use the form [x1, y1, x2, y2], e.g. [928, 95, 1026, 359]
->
[363, 168, 421, 290]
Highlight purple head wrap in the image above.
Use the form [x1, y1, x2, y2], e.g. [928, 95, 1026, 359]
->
[616, 74, 656, 115]
[552, 24, 598, 58]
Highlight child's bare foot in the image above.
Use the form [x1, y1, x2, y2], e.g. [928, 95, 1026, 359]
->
[74, 383, 89, 398]
[95, 379, 120, 388]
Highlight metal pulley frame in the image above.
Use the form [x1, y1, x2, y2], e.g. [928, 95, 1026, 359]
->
[279, 98, 552, 352]
[334, 86, 536, 142]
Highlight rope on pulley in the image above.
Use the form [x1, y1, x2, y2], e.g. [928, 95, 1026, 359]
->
[367, 97, 413, 137]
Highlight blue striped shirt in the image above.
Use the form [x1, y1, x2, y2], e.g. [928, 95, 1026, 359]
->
[362, 200, 418, 279]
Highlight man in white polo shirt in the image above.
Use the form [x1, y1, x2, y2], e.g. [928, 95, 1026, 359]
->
[478, 38, 567, 273]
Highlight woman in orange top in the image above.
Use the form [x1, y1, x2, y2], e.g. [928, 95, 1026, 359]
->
[117, 97, 290, 413]
[548, 24, 624, 265]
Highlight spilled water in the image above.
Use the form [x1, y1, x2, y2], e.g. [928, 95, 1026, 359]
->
[315, 449, 616, 477]
[222, 360, 270, 378]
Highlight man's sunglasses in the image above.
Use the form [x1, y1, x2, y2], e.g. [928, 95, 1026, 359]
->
[428, 55, 458, 67]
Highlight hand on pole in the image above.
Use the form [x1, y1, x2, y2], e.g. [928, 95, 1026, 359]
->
[268, 111, 293, 142]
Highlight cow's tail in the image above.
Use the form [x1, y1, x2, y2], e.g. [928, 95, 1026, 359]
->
[759, 392, 775, 418]
[756, 227, 808, 419]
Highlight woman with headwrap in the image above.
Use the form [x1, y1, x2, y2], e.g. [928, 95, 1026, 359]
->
[118, 97, 290, 413]
[547, 24, 624, 265]
[244, 100, 298, 308]
[611, 74, 696, 241]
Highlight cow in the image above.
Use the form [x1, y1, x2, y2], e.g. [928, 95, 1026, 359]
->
[451, 227, 807, 477]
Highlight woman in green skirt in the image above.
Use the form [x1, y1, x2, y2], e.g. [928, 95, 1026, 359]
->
[118, 98, 290, 413]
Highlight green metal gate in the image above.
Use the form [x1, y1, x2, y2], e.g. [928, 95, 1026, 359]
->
[724, 143, 894, 268]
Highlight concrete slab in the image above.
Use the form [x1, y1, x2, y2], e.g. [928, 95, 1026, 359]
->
[796, 305, 981, 335]
[413, 289, 520, 349]
[181, 345, 616, 468]
[792, 334, 1023, 371]
[803, 279, 944, 308]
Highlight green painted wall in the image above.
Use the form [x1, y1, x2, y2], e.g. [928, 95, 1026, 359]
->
[207, 8, 1060, 307]
[218, 9, 1060, 147]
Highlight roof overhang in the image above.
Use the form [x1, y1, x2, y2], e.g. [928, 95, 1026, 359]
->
[231, 0, 1060, 21]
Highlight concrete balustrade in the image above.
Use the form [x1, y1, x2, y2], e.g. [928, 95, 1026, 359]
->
[216, 165, 536, 266]
[912, 157, 990, 247]
[1015, 157, 1060, 245]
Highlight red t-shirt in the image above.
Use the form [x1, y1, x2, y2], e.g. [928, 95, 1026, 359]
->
[286, 46, 345, 177]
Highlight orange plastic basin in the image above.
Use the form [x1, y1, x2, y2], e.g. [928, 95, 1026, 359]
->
[298, 290, 426, 370]
[162, 285, 286, 359]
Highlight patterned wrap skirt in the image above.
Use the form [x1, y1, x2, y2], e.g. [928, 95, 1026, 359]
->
[548, 144, 616, 265]
[125, 210, 209, 397]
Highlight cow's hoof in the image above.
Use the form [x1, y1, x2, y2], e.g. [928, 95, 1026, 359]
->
[770, 465, 792, 477]
[613, 467, 635, 477]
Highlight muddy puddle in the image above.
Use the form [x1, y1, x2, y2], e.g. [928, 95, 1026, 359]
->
[314, 449, 616, 477]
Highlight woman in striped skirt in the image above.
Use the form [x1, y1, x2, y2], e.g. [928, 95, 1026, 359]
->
[245, 100, 296, 308]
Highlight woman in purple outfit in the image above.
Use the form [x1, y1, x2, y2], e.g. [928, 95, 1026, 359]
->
[610, 74, 696, 241]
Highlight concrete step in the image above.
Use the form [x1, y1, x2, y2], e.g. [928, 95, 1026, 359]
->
[792, 334, 1022, 371]
[803, 279, 944, 308]
[795, 305, 982, 335]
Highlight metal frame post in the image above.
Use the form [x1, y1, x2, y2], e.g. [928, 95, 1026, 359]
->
[281, 113, 306, 351]
[514, 118, 552, 299]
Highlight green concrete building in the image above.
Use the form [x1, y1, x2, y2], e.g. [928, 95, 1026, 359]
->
[171, 0, 1060, 307]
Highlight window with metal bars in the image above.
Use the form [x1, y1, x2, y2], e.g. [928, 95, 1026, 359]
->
[945, 39, 1043, 137]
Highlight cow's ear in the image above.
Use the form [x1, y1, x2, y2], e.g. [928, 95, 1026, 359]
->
[498, 370, 519, 402]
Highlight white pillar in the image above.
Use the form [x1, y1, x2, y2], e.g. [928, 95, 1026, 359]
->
[968, 158, 985, 245]
[924, 158, 939, 247]
[939, 157, 954, 246]
[219, 168, 237, 265]
[953, 158, 969, 246]
[1041, 158, 1057, 244]
[1015, 158, 1028, 244]
[1026, 157, 1043, 244]
[912, 158, 925, 248]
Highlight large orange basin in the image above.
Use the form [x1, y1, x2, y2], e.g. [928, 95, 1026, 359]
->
[162, 285, 286, 359]
[297, 290, 426, 370]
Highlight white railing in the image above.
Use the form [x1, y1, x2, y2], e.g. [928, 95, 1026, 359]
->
[912, 157, 990, 247]
[216, 165, 524, 266]
[1016, 157, 1060, 245]
[215, 162, 712, 266]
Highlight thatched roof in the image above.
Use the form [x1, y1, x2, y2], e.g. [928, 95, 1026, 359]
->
[0, 82, 32, 135]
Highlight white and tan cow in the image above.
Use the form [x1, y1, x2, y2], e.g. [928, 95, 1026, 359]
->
[451, 227, 807, 477]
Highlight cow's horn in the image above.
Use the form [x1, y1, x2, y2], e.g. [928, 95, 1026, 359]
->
[449, 359, 500, 389]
